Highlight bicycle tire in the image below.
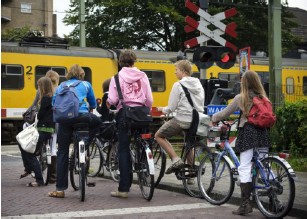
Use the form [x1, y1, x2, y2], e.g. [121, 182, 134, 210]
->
[198, 152, 235, 204]
[39, 143, 49, 185]
[79, 162, 86, 201]
[88, 138, 103, 177]
[151, 140, 166, 187]
[254, 156, 295, 218]
[109, 141, 120, 182]
[70, 147, 80, 191]
[137, 147, 155, 201]
[181, 140, 211, 198]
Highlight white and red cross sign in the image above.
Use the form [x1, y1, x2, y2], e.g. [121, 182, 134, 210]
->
[184, 0, 238, 52]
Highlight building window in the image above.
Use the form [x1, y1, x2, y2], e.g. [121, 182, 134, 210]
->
[1, 64, 24, 90]
[142, 70, 165, 92]
[21, 3, 31, 14]
[286, 77, 294, 94]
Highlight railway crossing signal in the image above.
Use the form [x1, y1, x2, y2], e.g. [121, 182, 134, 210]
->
[184, 0, 238, 51]
[184, 0, 238, 69]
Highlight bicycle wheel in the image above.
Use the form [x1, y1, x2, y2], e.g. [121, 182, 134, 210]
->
[136, 147, 155, 201]
[198, 152, 234, 205]
[70, 146, 80, 191]
[151, 140, 166, 187]
[108, 141, 120, 182]
[88, 138, 103, 177]
[181, 141, 211, 198]
[39, 143, 49, 185]
[254, 157, 295, 218]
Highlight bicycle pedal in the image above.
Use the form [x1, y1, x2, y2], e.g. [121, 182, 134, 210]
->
[87, 182, 96, 187]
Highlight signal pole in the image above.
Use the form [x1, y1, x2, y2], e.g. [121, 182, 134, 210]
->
[199, 0, 209, 79]
[79, 0, 86, 47]
[268, 0, 282, 109]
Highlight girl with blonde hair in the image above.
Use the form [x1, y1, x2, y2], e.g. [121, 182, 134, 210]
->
[212, 70, 271, 215]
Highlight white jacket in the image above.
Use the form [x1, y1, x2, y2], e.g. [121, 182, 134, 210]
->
[162, 76, 205, 125]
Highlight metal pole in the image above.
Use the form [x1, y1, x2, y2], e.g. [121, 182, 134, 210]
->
[268, 0, 282, 109]
[79, 0, 86, 47]
[199, 0, 208, 79]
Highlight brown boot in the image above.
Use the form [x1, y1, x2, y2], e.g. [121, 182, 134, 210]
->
[232, 182, 253, 215]
[49, 156, 57, 184]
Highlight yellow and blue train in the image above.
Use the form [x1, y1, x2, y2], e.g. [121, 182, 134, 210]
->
[2, 41, 307, 143]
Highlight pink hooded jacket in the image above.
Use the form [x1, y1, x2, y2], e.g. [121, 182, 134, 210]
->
[107, 67, 153, 111]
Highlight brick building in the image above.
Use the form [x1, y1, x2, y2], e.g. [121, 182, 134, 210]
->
[1, 0, 56, 37]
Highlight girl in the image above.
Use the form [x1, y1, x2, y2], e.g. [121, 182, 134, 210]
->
[23, 77, 55, 187]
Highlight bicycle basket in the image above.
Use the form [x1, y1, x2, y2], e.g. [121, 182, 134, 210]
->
[99, 122, 116, 140]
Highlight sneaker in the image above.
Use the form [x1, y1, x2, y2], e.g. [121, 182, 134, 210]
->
[110, 191, 128, 198]
[187, 178, 195, 185]
[165, 159, 184, 174]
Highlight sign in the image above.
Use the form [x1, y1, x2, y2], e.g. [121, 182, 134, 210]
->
[239, 47, 251, 77]
[184, 0, 237, 51]
[207, 105, 240, 115]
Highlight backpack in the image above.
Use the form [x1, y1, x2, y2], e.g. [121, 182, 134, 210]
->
[247, 96, 276, 128]
[53, 80, 82, 123]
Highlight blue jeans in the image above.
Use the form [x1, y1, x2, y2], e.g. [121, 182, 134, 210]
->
[56, 113, 101, 191]
[22, 131, 52, 185]
[116, 109, 133, 192]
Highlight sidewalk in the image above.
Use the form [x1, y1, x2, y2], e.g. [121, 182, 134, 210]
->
[145, 159, 307, 218]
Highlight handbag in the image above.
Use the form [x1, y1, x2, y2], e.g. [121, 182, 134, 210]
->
[114, 74, 152, 128]
[180, 84, 210, 136]
[22, 105, 38, 124]
[16, 116, 39, 153]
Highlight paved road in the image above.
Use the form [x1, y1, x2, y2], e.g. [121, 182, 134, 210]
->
[1, 145, 305, 218]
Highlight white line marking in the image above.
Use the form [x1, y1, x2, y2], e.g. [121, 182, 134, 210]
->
[2, 203, 220, 218]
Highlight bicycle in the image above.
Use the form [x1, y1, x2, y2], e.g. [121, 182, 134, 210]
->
[69, 122, 92, 202]
[88, 119, 120, 182]
[38, 137, 53, 185]
[152, 114, 211, 198]
[130, 128, 155, 201]
[198, 120, 296, 218]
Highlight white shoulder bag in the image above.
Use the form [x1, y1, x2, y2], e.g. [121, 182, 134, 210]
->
[16, 116, 39, 153]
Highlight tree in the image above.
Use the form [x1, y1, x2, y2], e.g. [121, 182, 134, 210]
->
[63, 0, 300, 54]
[1, 26, 31, 42]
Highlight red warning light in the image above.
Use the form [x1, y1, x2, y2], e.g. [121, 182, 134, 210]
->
[221, 54, 230, 62]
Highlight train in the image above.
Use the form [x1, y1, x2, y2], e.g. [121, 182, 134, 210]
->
[2, 40, 307, 143]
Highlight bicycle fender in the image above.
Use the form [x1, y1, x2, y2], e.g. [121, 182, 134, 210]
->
[270, 155, 297, 180]
[214, 151, 235, 169]
[145, 147, 155, 175]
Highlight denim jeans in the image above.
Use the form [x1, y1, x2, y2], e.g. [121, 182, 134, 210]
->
[22, 131, 52, 185]
[116, 109, 133, 192]
[56, 113, 101, 191]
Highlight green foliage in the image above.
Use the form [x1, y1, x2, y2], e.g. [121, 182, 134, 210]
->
[63, 0, 300, 52]
[1, 26, 31, 42]
[288, 157, 307, 172]
[271, 100, 307, 156]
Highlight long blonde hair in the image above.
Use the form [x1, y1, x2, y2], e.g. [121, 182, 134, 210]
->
[66, 64, 85, 80]
[45, 70, 59, 91]
[240, 70, 267, 116]
[37, 77, 53, 104]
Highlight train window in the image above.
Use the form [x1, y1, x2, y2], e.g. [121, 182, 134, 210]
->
[35, 66, 67, 89]
[82, 67, 92, 83]
[1, 64, 24, 90]
[303, 77, 307, 96]
[256, 71, 269, 84]
[192, 72, 200, 78]
[142, 70, 165, 92]
[286, 77, 294, 94]
[218, 73, 240, 89]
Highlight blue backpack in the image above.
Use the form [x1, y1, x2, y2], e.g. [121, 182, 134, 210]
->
[53, 80, 82, 123]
